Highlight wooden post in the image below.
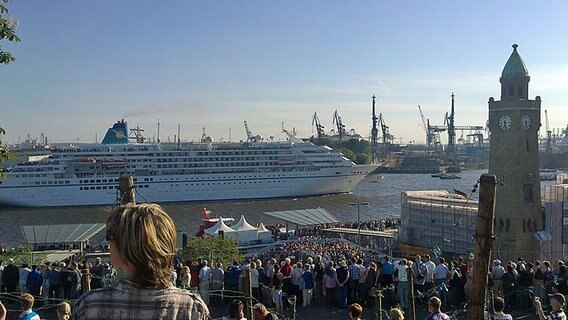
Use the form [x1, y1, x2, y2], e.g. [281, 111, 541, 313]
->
[375, 289, 382, 320]
[245, 267, 253, 320]
[81, 265, 91, 293]
[468, 174, 497, 320]
[119, 176, 135, 205]
[407, 266, 416, 320]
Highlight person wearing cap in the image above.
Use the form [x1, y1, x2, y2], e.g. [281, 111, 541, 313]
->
[335, 260, 350, 309]
[534, 293, 566, 320]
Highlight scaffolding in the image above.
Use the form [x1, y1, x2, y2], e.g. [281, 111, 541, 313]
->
[400, 190, 478, 256]
[539, 184, 568, 261]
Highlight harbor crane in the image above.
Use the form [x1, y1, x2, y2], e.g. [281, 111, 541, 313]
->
[371, 95, 379, 147]
[418, 105, 444, 148]
[378, 113, 394, 145]
[311, 112, 326, 139]
[332, 110, 347, 141]
[545, 110, 552, 153]
[370, 95, 380, 162]
[420, 96, 484, 151]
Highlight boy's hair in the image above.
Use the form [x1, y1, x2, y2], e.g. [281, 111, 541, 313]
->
[429, 296, 442, 310]
[348, 303, 363, 318]
[105, 203, 177, 287]
[20, 293, 34, 310]
[493, 297, 505, 312]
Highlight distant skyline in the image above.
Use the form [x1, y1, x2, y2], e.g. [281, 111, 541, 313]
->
[2, 1, 567, 145]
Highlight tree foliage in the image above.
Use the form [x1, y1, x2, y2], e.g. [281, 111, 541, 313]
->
[0, 244, 47, 266]
[177, 236, 243, 267]
[0, 0, 20, 64]
[0, 126, 16, 178]
[313, 138, 372, 164]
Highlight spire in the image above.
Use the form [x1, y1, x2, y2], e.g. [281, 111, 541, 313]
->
[501, 44, 529, 79]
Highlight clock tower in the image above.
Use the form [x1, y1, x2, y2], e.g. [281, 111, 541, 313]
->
[488, 44, 542, 261]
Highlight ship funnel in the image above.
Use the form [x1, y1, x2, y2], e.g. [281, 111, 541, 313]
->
[101, 120, 129, 144]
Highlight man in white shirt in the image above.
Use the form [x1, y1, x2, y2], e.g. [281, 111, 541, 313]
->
[394, 259, 409, 311]
[19, 264, 31, 293]
[491, 259, 506, 298]
[198, 260, 212, 304]
[423, 255, 436, 293]
[433, 257, 450, 307]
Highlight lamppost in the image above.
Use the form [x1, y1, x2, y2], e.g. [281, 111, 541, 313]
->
[349, 202, 369, 252]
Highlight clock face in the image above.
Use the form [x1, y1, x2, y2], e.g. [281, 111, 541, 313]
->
[521, 115, 532, 130]
[498, 115, 512, 131]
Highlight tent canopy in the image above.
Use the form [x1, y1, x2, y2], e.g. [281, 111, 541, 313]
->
[21, 223, 106, 245]
[232, 215, 258, 231]
[204, 216, 236, 235]
[263, 208, 339, 226]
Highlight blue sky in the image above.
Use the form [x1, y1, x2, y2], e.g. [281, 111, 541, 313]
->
[2, 1, 567, 144]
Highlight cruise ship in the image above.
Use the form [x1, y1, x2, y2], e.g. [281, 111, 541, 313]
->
[0, 120, 375, 207]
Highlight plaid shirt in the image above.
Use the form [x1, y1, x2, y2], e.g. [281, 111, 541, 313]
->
[72, 279, 210, 320]
[348, 264, 361, 280]
[548, 311, 567, 320]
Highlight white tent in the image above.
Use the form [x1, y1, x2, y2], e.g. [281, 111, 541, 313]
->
[257, 222, 273, 243]
[232, 215, 258, 244]
[204, 216, 236, 239]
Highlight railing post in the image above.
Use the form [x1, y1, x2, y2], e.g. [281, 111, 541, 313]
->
[468, 174, 497, 320]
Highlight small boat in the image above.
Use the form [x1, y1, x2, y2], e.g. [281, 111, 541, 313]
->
[101, 158, 128, 167]
[73, 157, 96, 164]
[431, 172, 443, 178]
[540, 169, 558, 181]
[439, 173, 461, 179]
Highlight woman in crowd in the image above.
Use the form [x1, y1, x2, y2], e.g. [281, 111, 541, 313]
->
[179, 266, 191, 290]
[323, 261, 337, 308]
[301, 263, 314, 307]
[57, 301, 72, 320]
[224, 299, 246, 320]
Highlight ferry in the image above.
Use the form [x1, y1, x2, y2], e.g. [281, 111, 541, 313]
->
[0, 120, 375, 207]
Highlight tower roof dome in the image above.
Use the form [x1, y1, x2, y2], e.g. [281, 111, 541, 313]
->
[501, 44, 529, 78]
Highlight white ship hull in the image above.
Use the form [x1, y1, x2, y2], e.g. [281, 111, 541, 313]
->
[0, 120, 375, 207]
[0, 167, 372, 207]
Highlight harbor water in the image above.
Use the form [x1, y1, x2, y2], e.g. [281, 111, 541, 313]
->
[0, 169, 556, 246]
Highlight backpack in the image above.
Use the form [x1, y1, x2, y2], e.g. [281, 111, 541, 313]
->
[534, 268, 544, 280]
[415, 263, 426, 280]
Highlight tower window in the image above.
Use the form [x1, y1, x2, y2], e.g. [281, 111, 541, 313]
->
[505, 219, 510, 232]
[518, 86, 523, 97]
[524, 183, 534, 203]
[526, 139, 530, 152]
[509, 87, 514, 96]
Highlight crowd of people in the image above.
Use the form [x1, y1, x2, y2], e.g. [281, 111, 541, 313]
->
[488, 257, 568, 314]
[263, 218, 400, 241]
[3, 201, 568, 320]
[0, 257, 117, 305]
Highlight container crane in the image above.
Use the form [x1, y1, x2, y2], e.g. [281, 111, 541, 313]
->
[418, 105, 446, 147]
[545, 110, 552, 153]
[378, 113, 394, 144]
[332, 110, 347, 141]
[371, 95, 379, 147]
[311, 112, 326, 139]
[446, 93, 456, 155]
[418, 105, 431, 147]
